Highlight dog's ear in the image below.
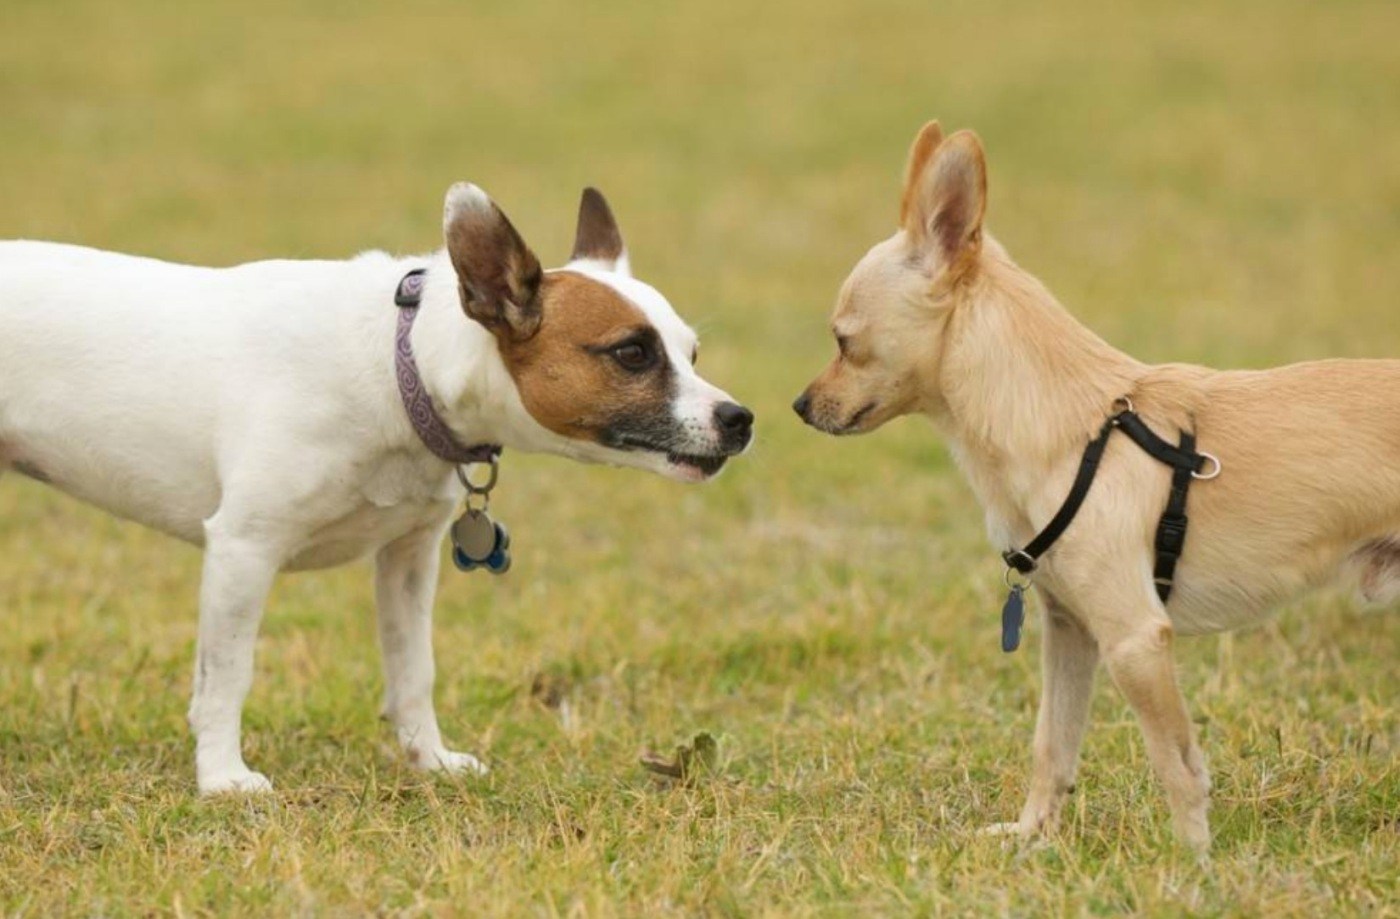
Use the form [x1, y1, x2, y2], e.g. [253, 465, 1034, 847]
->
[443, 183, 543, 341]
[899, 120, 944, 227]
[570, 186, 629, 276]
[903, 129, 987, 273]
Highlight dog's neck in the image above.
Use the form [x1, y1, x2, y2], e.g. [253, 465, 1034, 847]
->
[402, 253, 587, 461]
[930, 239, 1143, 510]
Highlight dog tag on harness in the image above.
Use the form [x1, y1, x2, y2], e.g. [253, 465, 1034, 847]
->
[1001, 586, 1026, 653]
[451, 509, 499, 562]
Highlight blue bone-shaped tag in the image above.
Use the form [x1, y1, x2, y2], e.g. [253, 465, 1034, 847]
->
[451, 511, 512, 575]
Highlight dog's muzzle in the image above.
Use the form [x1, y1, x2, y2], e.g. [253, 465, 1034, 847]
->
[792, 390, 868, 435]
[714, 401, 755, 454]
[792, 391, 812, 423]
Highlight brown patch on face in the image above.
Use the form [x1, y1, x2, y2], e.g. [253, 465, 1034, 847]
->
[496, 271, 675, 444]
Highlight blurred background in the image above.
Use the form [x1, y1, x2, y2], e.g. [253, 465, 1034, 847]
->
[1, 0, 1397, 913]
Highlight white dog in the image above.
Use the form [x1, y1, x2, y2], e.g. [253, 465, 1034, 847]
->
[0, 185, 753, 794]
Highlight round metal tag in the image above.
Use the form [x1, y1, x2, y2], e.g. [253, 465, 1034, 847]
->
[451, 510, 499, 561]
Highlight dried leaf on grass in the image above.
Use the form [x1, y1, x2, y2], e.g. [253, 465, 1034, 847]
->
[639, 732, 718, 783]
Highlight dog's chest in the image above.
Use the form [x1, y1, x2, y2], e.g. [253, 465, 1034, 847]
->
[359, 451, 457, 509]
[284, 453, 457, 571]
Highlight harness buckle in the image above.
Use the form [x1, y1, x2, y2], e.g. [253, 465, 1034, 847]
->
[1155, 514, 1188, 555]
[1001, 548, 1037, 575]
[394, 268, 428, 307]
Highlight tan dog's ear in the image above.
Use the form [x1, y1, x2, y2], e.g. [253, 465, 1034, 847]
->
[903, 129, 987, 272]
[443, 183, 543, 341]
[570, 187, 629, 276]
[899, 120, 944, 227]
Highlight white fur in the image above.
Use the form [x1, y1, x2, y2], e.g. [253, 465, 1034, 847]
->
[0, 231, 736, 793]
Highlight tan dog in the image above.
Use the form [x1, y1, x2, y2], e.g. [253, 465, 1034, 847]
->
[794, 120, 1400, 851]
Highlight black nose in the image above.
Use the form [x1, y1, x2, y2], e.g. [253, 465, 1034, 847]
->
[714, 401, 754, 435]
[792, 392, 811, 419]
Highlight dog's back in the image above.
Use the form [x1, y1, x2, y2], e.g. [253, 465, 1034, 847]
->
[1136, 358, 1400, 627]
[0, 242, 402, 541]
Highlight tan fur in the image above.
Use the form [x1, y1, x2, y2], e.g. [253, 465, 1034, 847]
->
[898, 121, 944, 228]
[499, 271, 670, 441]
[797, 121, 1400, 852]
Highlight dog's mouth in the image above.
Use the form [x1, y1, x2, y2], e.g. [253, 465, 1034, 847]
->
[664, 450, 728, 479]
[835, 401, 877, 435]
[609, 433, 734, 482]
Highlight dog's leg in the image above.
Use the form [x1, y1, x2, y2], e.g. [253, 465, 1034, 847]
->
[187, 522, 280, 795]
[1101, 611, 1211, 853]
[1349, 535, 1400, 605]
[1012, 593, 1099, 836]
[374, 524, 487, 776]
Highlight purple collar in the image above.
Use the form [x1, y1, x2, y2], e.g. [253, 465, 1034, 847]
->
[393, 269, 502, 466]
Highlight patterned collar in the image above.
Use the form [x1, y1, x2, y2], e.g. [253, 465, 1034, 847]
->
[393, 269, 502, 466]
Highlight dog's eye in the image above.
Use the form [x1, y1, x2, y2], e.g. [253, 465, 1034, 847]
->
[690, 346, 699, 366]
[612, 341, 655, 372]
[836, 334, 850, 357]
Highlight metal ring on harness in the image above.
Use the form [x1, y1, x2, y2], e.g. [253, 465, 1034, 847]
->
[1004, 566, 1034, 590]
[1192, 452, 1222, 481]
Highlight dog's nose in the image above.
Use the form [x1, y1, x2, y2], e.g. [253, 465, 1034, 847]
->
[792, 392, 811, 420]
[714, 401, 754, 436]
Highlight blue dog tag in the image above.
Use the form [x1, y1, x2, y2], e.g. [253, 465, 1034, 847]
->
[1001, 586, 1025, 653]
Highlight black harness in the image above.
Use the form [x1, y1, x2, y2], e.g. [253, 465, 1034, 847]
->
[998, 399, 1220, 652]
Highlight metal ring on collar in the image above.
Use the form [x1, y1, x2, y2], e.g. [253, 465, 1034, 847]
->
[1192, 452, 1222, 481]
[1112, 395, 1135, 414]
[456, 455, 500, 495]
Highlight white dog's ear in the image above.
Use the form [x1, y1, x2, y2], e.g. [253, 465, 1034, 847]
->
[443, 183, 543, 341]
[903, 128, 986, 274]
[570, 187, 630, 276]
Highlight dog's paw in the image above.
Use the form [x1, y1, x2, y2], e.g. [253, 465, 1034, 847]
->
[981, 821, 1055, 850]
[410, 747, 489, 776]
[198, 768, 274, 796]
[1173, 813, 1212, 858]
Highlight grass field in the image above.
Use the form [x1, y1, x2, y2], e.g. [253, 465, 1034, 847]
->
[2, 0, 1398, 914]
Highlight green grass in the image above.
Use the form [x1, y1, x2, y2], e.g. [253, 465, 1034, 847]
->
[2, 0, 1398, 914]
